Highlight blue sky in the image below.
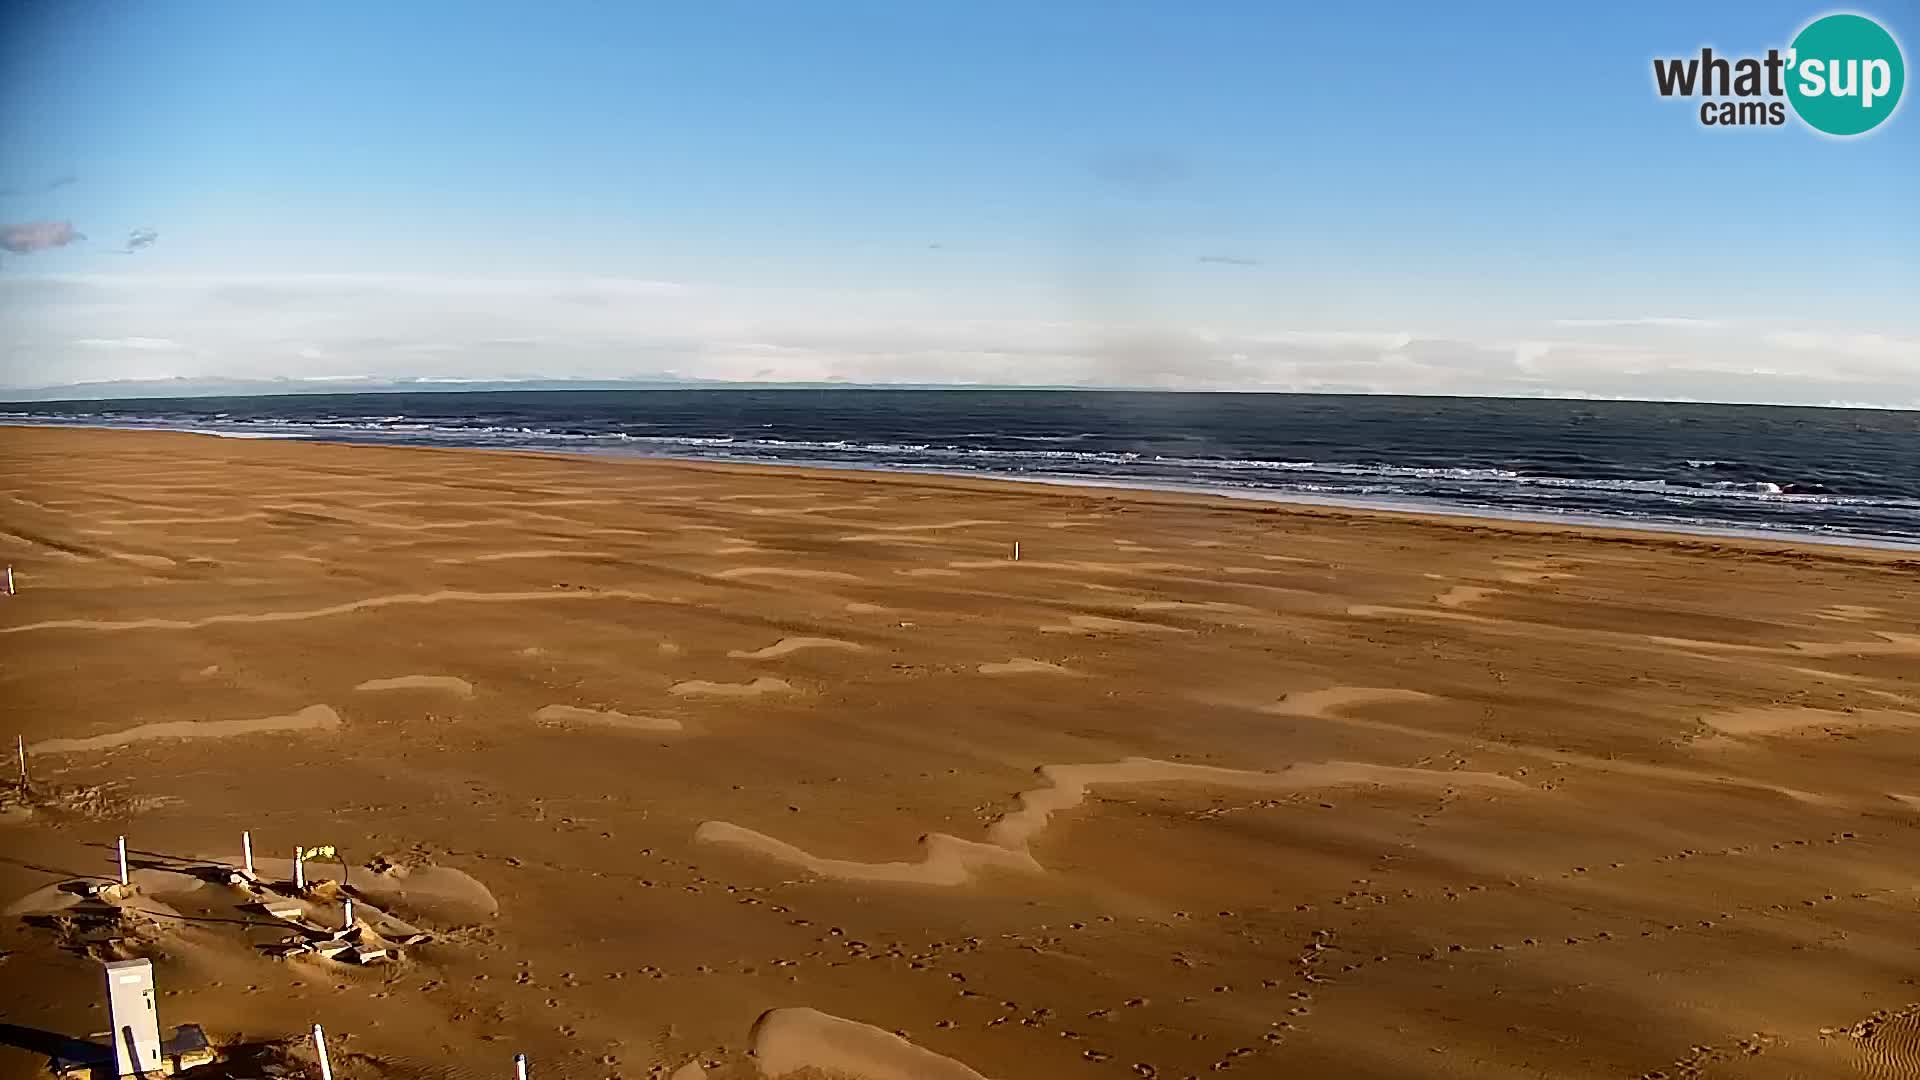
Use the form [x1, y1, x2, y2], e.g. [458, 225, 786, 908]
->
[2, 1, 1916, 403]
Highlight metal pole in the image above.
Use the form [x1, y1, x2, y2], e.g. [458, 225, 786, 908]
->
[515, 1053, 529, 1080]
[15, 735, 24, 790]
[242, 831, 254, 875]
[5, 565, 13, 595]
[342, 899, 354, 928]
[312, 1025, 334, 1080]
[294, 848, 305, 891]
[1013, 541, 1020, 561]
[117, 836, 129, 886]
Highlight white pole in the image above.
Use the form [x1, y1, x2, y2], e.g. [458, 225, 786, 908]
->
[294, 847, 305, 891]
[342, 899, 354, 928]
[1013, 541, 1020, 561]
[14, 735, 23, 788]
[312, 1025, 334, 1080]
[242, 831, 254, 875]
[515, 1053, 529, 1080]
[117, 835, 129, 886]
[5, 565, 12, 595]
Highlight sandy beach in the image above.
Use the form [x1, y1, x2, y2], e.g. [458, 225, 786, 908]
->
[1, 424, 1917, 1080]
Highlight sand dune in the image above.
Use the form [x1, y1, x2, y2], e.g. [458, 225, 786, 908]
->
[694, 821, 1038, 886]
[356, 675, 476, 697]
[534, 705, 684, 732]
[711, 567, 861, 583]
[0, 588, 662, 635]
[1038, 613, 1191, 634]
[1265, 686, 1436, 718]
[669, 677, 795, 698]
[436, 549, 612, 563]
[727, 636, 864, 660]
[1434, 584, 1500, 608]
[750, 1007, 996, 1079]
[1704, 705, 1920, 736]
[1791, 631, 1920, 657]
[976, 658, 1081, 676]
[1347, 603, 1495, 623]
[31, 704, 342, 754]
[700, 756, 1521, 887]
[867, 519, 1006, 533]
[947, 559, 1204, 574]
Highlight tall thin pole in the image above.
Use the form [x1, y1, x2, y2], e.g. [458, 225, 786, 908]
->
[5, 565, 13, 595]
[294, 847, 306, 891]
[15, 735, 24, 791]
[1013, 541, 1020, 561]
[117, 835, 129, 886]
[342, 899, 354, 929]
[242, 831, 254, 875]
[312, 1025, 334, 1080]
[515, 1053, 529, 1080]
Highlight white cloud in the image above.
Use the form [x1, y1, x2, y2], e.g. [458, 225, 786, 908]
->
[71, 336, 186, 351]
[2, 272, 1915, 407]
[1551, 317, 1724, 329]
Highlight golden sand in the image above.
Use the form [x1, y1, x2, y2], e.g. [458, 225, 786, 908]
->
[1, 426, 1917, 1080]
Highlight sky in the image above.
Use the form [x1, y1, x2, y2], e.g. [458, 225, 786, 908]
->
[1, 1, 1916, 405]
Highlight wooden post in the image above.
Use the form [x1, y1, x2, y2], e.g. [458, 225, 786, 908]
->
[312, 1025, 334, 1080]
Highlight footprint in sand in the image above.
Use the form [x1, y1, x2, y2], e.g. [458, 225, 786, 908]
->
[534, 705, 683, 733]
[728, 637, 864, 660]
[355, 675, 475, 697]
[669, 677, 795, 698]
[977, 658, 1082, 677]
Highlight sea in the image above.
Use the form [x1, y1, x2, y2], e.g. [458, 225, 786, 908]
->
[6, 390, 1919, 549]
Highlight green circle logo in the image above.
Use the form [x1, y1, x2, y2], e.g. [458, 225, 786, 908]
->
[1787, 13, 1905, 136]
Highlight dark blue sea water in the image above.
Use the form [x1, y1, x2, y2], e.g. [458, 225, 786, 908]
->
[7, 390, 1919, 547]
